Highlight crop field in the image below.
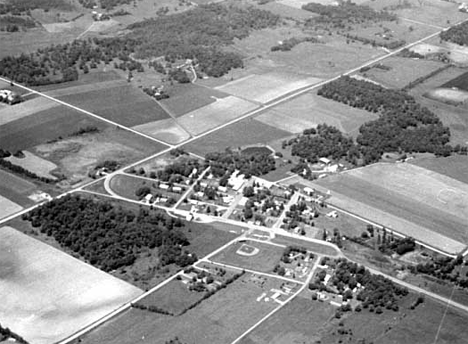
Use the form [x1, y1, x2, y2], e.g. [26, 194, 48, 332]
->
[0, 105, 108, 151]
[184, 117, 291, 156]
[357, 57, 445, 89]
[0, 226, 142, 344]
[177, 96, 258, 136]
[58, 85, 170, 127]
[242, 290, 468, 344]
[44, 79, 128, 98]
[216, 72, 322, 104]
[132, 118, 190, 144]
[210, 240, 284, 273]
[0, 95, 59, 127]
[0, 195, 22, 219]
[408, 66, 468, 145]
[6, 151, 58, 180]
[313, 163, 468, 254]
[410, 156, 468, 184]
[160, 83, 229, 117]
[0, 170, 37, 207]
[79, 273, 281, 344]
[441, 70, 468, 91]
[255, 91, 378, 136]
[33, 127, 166, 182]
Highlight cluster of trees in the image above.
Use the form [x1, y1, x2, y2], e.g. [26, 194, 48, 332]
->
[318, 76, 454, 163]
[101, 0, 133, 10]
[402, 65, 451, 91]
[127, 3, 279, 77]
[70, 125, 100, 136]
[131, 303, 174, 316]
[334, 259, 408, 313]
[344, 33, 405, 49]
[78, 0, 98, 9]
[22, 195, 197, 271]
[0, 0, 71, 15]
[440, 21, 468, 46]
[0, 15, 36, 32]
[379, 236, 416, 255]
[409, 254, 468, 288]
[287, 124, 357, 164]
[154, 158, 200, 183]
[205, 148, 276, 179]
[0, 324, 28, 344]
[302, 1, 396, 28]
[270, 36, 319, 52]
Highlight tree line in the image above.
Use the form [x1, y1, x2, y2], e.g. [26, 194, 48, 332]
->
[22, 195, 198, 272]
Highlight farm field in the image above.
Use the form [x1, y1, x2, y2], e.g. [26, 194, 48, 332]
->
[33, 127, 166, 183]
[0, 194, 22, 219]
[184, 117, 291, 156]
[0, 95, 59, 127]
[409, 66, 468, 145]
[313, 163, 468, 254]
[255, 91, 378, 135]
[215, 72, 322, 104]
[58, 84, 170, 127]
[242, 289, 468, 344]
[441, 70, 468, 91]
[132, 118, 190, 144]
[0, 104, 108, 151]
[77, 273, 282, 344]
[177, 96, 258, 136]
[0, 226, 142, 344]
[0, 170, 37, 208]
[410, 155, 468, 184]
[6, 151, 58, 180]
[356, 56, 445, 89]
[34, 70, 123, 92]
[210, 240, 284, 273]
[160, 83, 229, 117]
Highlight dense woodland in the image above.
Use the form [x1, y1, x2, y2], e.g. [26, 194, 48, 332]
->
[23, 195, 197, 271]
[205, 148, 276, 180]
[317, 76, 454, 163]
[302, 1, 396, 28]
[0, 4, 279, 85]
[0, 0, 72, 14]
[440, 21, 468, 46]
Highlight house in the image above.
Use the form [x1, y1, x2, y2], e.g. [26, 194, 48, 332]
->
[218, 186, 227, 193]
[159, 183, 169, 190]
[326, 210, 338, 218]
[303, 187, 314, 196]
[238, 197, 249, 206]
[319, 157, 331, 165]
[173, 186, 182, 193]
[143, 194, 153, 203]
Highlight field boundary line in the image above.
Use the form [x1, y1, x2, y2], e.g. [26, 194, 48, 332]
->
[399, 17, 445, 30]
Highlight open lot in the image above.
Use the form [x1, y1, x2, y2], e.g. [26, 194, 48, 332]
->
[256, 91, 378, 135]
[313, 163, 468, 254]
[78, 273, 281, 344]
[0, 226, 142, 344]
[216, 72, 322, 104]
[211, 240, 284, 273]
[184, 117, 291, 156]
[356, 56, 445, 89]
[132, 118, 190, 144]
[177, 96, 258, 136]
[58, 84, 170, 127]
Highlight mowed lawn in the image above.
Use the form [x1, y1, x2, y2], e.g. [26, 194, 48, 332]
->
[0, 226, 142, 344]
[58, 85, 170, 127]
[313, 164, 468, 254]
[80, 273, 281, 344]
[0, 105, 108, 151]
[211, 240, 284, 273]
[184, 118, 291, 156]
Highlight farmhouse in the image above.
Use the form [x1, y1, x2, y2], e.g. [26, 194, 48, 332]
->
[319, 157, 331, 166]
[0, 89, 22, 105]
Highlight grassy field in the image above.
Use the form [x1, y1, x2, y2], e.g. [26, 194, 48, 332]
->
[243, 288, 468, 344]
[256, 91, 378, 136]
[6, 151, 58, 179]
[271, 235, 340, 257]
[0, 194, 23, 219]
[184, 117, 291, 156]
[0, 170, 38, 208]
[357, 57, 445, 89]
[177, 96, 258, 136]
[410, 155, 468, 184]
[0, 226, 142, 344]
[78, 273, 281, 344]
[0, 95, 59, 127]
[409, 66, 468, 145]
[211, 240, 284, 273]
[58, 84, 170, 127]
[160, 83, 229, 117]
[216, 72, 322, 104]
[132, 118, 190, 144]
[313, 163, 468, 254]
